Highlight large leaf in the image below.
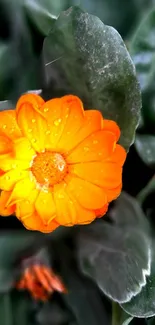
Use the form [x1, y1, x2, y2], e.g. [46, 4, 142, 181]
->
[121, 243, 155, 318]
[77, 192, 151, 303]
[43, 6, 141, 151]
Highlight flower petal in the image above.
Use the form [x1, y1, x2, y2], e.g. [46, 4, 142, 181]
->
[40, 96, 73, 149]
[66, 175, 107, 209]
[0, 156, 32, 172]
[6, 176, 36, 206]
[0, 191, 15, 216]
[16, 189, 39, 218]
[35, 190, 56, 224]
[108, 144, 126, 166]
[54, 182, 96, 225]
[67, 130, 116, 163]
[0, 169, 29, 191]
[103, 119, 120, 141]
[16, 102, 47, 152]
[70, 161, 122, 189]
[16, 93, 45, 114]
[95, 203, 109, 217]
[20, 211, 59, 233]
[13, 137, 36, 161]
[0, 110, 22, 140]
[0, 135, 12, 155]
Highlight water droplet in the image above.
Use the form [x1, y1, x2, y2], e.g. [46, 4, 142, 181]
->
[5, 175, 10, 180]
[44, 107, 49, 113]
[65, 114, 69, 118]
[3, 124, 6, 129]
[32, 119, 36, 123]
[58, 193, 64, 199]
[84, 146, 89, 152]
[32, 139, 37, 143]
[93, 140, 98, 144]
[46, 130, 50, 135]
[98, 152, 102, 156]
[25, 200, 30, 205]
[12, 163, 17, 169]
[28, 129, 32, 133]
[54, 118, 61, 126]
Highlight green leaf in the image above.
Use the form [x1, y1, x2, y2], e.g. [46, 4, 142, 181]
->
[121, 244, 155, 317]
[135, 134, 155, 167]
[0, 293, 13, 325]
[43, 6, 141, 151]
[77, 192, 151, 303]
[36, 301, 70, 325]
[23, 0, 57, 36]
[129, 8, 155, 92]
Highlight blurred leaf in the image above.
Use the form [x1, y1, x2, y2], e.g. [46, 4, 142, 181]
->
[130, 7, 155, 92]
[77, 192, 151, 303]
[112, 302, 133, 325]
[121, 242, 155, 317]
[135, 134, 155, 167]
[0, 293, 13, 325]
[23, 0, 57, 36]
[137, 176, 155, 204]
[0, 100, 13, 110]
[43, 6, 141, 151]
[0, 231, 44, 268]
[37, 301, 70, 325]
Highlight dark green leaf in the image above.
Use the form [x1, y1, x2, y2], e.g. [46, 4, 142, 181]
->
[135, 134, 155, 167]
[37, 301, 70, 325]
[77, 192, 151, 303]
[43, 6, 141, 151]
[121, 244, 155, 317]
[0, 293, 13, 325]
[0, 100, 13, 111]
[137, 176, 155, 204]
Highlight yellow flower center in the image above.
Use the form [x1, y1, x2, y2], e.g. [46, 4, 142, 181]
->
[31, 151, 67, 187]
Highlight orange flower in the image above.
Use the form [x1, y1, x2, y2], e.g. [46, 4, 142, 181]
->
[16, 264, 66, 301]
[0, 94, 126, 232]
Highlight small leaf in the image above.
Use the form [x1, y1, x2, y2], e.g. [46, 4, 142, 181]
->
[121, 244, 155, 317]
[135, 134, 155, 167]
[77, 192, 151, 303]
[43, 6, 141, 151]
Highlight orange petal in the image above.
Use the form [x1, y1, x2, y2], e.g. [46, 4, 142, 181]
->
[13, 137, 36, 161]
[95, 203, 109, 217]
[62, 109, 103, 153]
[0, 110, 22, 140]
[35, 190, 56, 224]
[6, 176, 36, 206]
[65, 175, 107, 210]
[0, 135, 12, 155]
[0, 156, 32, 172]
[39, 96, 70, 149]
[103, 120, 120, 141]
[55, 95, 85, 151]
[107, 144, 126, 166]
[16, 93, 45, 114]
[70, 161, 122, 189]
[0, 191, 15, 216]
[54, 182, 96, 225]
[32, 265, 53, 292]
[16, 102, 47, 153]
[0, 169, 29, 191]
[20, 211, 59, 233]
[105, 184, 122, 201]
[16, 189, 39, 219]
[67, 130, 116, 163]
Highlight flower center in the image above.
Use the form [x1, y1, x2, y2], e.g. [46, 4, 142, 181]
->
[31, 151, 67, 187]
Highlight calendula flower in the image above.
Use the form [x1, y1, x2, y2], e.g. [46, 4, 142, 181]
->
[0, 93, 126, 232]
[16, 264, 66, 301]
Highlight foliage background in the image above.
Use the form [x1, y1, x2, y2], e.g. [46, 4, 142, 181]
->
[0, 0, 155, 325]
